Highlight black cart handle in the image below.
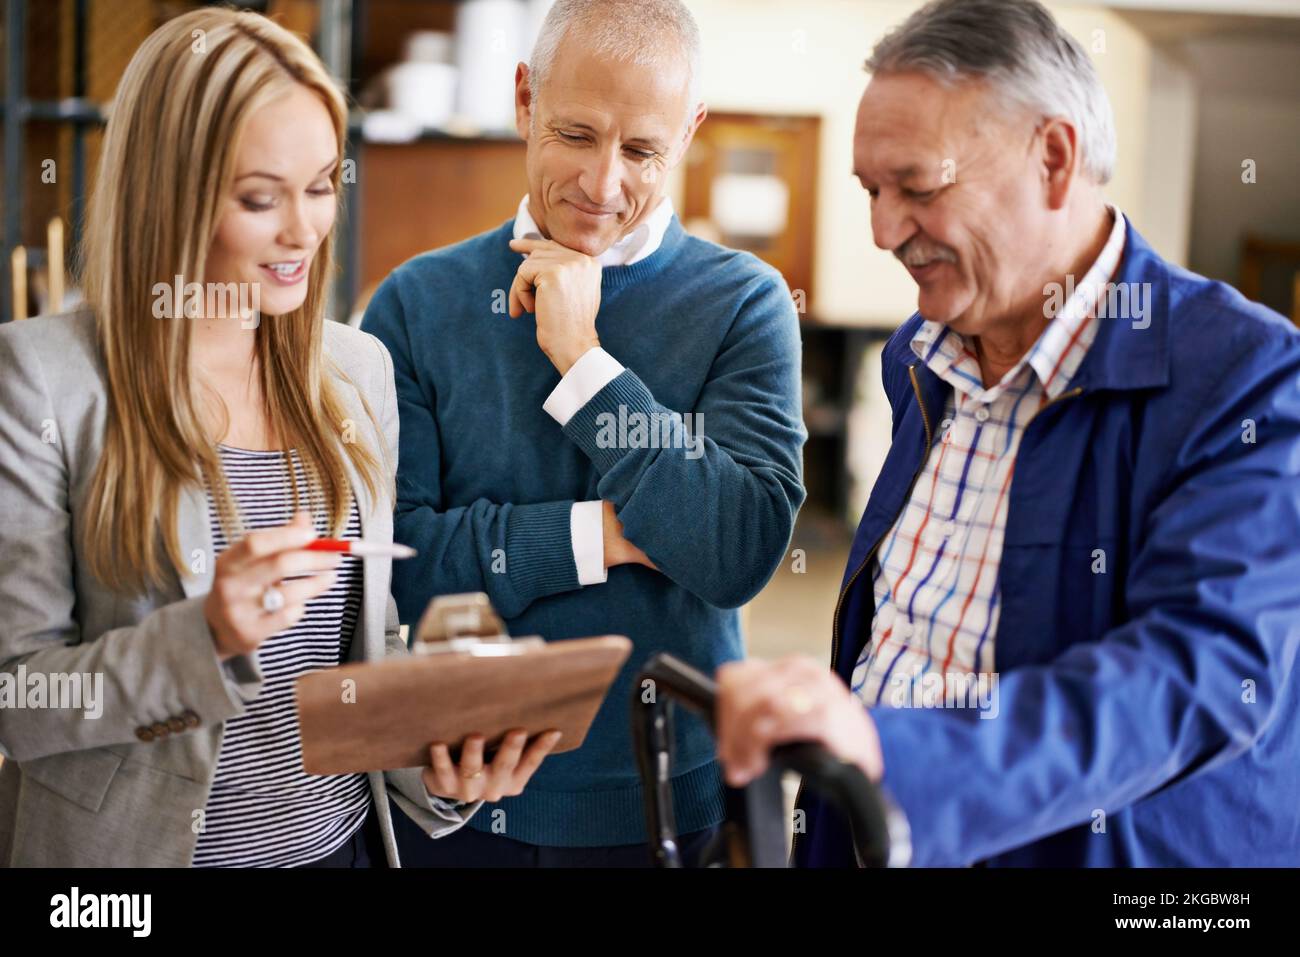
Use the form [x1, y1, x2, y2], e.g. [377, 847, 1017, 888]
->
[632, 653, 909, 867]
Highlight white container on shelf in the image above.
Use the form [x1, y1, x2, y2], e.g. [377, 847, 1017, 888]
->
[404, 30, 454, 65]
[387, 61, 459, 130]
[454, 0, 526, 132]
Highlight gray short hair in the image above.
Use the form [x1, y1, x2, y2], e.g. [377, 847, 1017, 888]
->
[866, 0, 1116, 184]
[528, 0, 702, 121]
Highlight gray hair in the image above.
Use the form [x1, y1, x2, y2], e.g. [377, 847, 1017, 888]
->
[866, 0, 1116, 184]
[528, 0, 702, 123]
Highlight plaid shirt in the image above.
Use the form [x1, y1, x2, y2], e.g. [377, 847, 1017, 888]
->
[852, 207, 1128, 707]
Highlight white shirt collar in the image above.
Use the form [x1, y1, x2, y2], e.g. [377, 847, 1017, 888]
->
[512, 194, 675, 268]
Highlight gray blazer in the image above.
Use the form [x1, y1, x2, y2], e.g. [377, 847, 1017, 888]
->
[0, 310, 477, 866]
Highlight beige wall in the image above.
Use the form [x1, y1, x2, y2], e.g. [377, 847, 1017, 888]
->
[676, 0, 1166, 327]
[1184, 36, 1300, 283]
[1139, 45, 1198, 266]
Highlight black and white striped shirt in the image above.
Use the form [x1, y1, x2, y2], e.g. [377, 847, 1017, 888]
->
[192, 445, 370, 868]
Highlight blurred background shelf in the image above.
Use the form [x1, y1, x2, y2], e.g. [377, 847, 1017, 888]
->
[3, 0, 1298, 656]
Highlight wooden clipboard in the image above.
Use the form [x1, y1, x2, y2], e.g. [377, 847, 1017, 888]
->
[295, 634, 632, 776]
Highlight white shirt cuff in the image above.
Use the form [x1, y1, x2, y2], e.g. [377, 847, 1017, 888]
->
[570, 500, 608, 586]
[543, 347, 625, 426]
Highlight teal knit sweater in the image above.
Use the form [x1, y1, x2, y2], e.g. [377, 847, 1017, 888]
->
[362, 216, 806, 846]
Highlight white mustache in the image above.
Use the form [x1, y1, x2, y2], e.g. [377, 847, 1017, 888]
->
[895, 240, 958, 268]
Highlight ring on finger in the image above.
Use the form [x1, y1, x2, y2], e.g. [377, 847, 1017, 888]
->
[785, 685, 814, 716]
[461, 768, 484, 781]
[260, 585, 286, 614]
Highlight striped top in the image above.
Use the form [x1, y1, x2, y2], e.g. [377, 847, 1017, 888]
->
[852, 207, 1128, 708]
[192, 445, 370, 868]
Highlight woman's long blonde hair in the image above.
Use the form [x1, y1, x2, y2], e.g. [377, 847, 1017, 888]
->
[81, 7, 387, 594]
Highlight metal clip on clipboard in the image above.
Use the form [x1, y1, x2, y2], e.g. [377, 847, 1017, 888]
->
[297, 592, 631, 774]
[411, 592, 545, 657]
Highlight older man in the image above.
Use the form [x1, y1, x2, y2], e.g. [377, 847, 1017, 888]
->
[363, 0, 805, 866]
[716, 0, 1300, 867]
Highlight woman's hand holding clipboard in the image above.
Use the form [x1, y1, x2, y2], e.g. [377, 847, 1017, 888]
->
[295, 593, 632, 785]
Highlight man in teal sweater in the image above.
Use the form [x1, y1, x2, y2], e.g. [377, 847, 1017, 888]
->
[363, 0, 805, 865]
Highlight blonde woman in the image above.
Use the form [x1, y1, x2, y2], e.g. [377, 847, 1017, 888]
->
[0, 8, 558, 868]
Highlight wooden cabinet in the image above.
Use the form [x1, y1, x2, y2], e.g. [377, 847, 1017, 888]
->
[355, 137, 527, 295]
[682, 112, 821, 311]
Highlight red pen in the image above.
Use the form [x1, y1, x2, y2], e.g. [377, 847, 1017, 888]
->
[306, 539, 417, 559]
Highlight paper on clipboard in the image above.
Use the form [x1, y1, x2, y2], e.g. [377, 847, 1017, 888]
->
[295, 593, 631, 776]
